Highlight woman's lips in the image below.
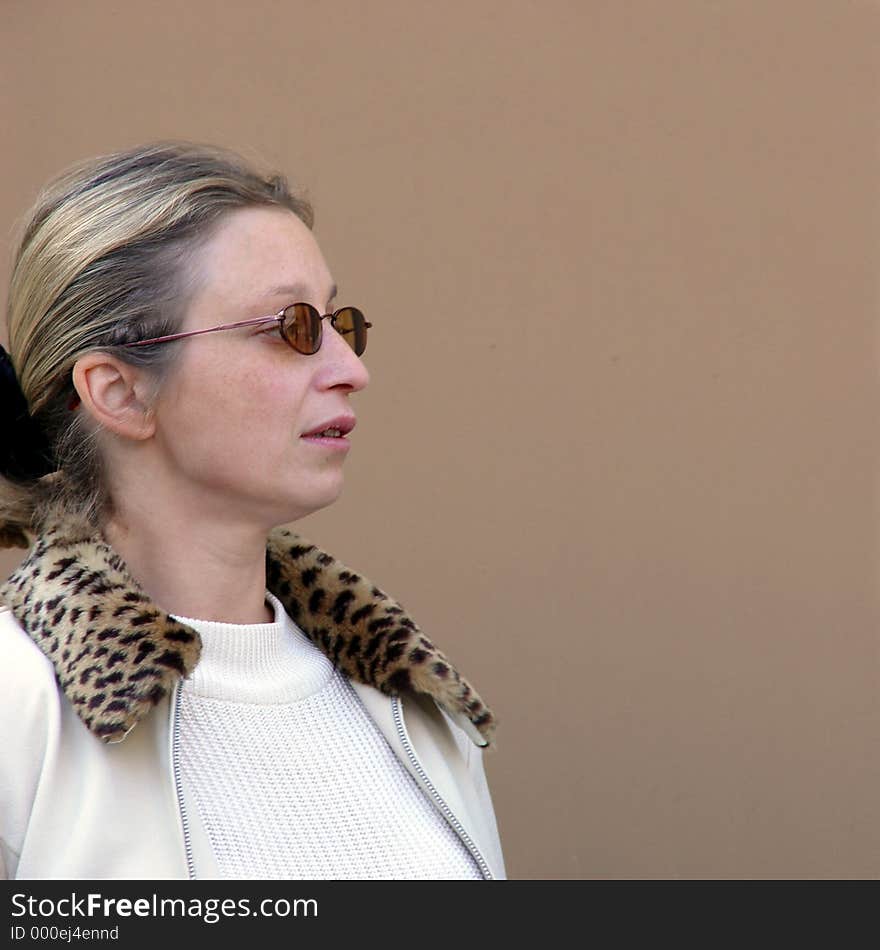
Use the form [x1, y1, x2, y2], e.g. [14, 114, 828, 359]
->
[301, 415, 356, 437]
[300, 434, 351, 449]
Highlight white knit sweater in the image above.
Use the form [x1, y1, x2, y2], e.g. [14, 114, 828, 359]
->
[170, 591, 483, 880]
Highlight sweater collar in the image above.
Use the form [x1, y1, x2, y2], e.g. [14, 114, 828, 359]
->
[0, 517, 495, 747]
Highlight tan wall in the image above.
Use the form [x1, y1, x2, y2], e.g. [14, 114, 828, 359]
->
[1, 1, 878, 878]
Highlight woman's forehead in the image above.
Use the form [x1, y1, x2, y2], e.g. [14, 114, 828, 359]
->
[192, 206, 333, 307]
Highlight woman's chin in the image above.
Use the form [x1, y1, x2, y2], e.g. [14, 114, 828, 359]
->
[281, 479, 345, 521]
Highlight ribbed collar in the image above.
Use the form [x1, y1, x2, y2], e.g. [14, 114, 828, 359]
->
[0, 517, 495, 746]
[172, 590, 334, 703]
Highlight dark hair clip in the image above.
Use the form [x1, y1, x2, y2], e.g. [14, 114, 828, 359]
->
[0, 343, 58, 481]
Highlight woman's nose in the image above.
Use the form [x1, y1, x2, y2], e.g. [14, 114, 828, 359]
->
[321, 320, 370, 391]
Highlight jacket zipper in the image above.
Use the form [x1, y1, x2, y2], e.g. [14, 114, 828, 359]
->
[170, 680, 196, 879]
[390, 695, 493, 880]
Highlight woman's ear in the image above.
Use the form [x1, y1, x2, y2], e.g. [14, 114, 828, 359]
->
[71, 353, 156, 441]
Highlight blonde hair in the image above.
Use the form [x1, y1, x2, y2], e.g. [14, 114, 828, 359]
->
[0, 141, 313, 548]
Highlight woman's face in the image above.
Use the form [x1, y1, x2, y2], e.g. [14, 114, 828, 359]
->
[149, 205, 370, 530]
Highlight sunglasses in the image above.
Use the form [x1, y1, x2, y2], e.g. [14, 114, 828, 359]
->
[119, 303, 372, 357]
[66, 304, 371, 410]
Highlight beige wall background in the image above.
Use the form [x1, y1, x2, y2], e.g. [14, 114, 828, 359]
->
[1, 0, 878, 878]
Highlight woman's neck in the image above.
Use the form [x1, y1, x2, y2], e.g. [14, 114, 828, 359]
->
[101, 511, 275, 624]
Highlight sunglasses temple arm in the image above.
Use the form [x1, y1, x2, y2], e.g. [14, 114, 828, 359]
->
[122, 313, 284, 348]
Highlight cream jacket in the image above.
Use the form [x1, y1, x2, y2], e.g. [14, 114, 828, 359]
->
[0, 518, 505, 880]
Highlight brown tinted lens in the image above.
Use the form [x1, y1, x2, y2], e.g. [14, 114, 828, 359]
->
[281, 303, 321, 354]
[333, 307, 367, 356]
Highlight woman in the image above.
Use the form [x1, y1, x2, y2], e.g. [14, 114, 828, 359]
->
[0, 142, 505, 880]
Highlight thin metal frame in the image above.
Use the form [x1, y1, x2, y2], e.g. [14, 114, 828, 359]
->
[119, 304, 371, 354]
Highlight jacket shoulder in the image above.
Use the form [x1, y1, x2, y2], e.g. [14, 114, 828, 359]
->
[0, 606, 61, 744]
[0, 606, 62, 880]
[0, 605, 58, 694]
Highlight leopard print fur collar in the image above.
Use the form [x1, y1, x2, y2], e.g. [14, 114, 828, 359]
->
[0, 518, 495, 747]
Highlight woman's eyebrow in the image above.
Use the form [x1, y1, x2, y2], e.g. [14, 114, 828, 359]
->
[264, 282, 338, 307]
